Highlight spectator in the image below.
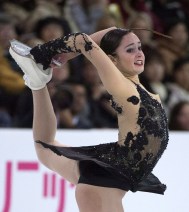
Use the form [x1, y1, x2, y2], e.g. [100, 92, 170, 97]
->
[54, 80, 93, 129]
[33, 16, 83, 82]
[110, 0, 162, 32]
[33, 16, 71, 42]
[0, 14, 24, 75]
[80, 59, 117, 128]
[18, 31, 44, 48]
[157, 19, 189, 77]
[164, 57, 189, 116]
[0, 14, 18, 55]
[80, 59, 104, 99]
[13, 87, 33, 128]
[0, 108, 12, 127]
[1, 1, 29, 27]
[170, 57, 189, 92]
[0, 47, 25, 95]
[91, 92, 118, 128]
[0, 46, 25, 124]
[126, 12, 157, 50]
[140, 49, 169, 110]
[24, 0, 62, 33]
[151, 0, 189, 30]
[95, 13, 120, 32]
[140, 51, 189, 117]
[169, 101, 189, 131]
[65, 0, 108, 34]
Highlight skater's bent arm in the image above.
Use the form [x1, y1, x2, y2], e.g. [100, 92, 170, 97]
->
[67, 33, 131, 96]
[53, 27, 117, 63]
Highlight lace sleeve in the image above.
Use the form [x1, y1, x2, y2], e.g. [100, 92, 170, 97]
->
[30, 33, 95, 70]
[30, 31, 134, 97]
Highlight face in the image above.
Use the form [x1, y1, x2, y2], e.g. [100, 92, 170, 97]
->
[40, 24, 64, 42]
[170, 23, 188, 48]
[131, 19, 152, 44]
[70, 85, 87, 114]
[0, 24, 17, 49]
[175, 63, 189, 90]
[145, 60, 165, 82]
[82, 61, 101, 85]
[177, 104, 189, 130]
[114, 32, 145, 77]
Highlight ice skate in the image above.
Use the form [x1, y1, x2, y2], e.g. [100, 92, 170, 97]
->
[9, 41, 53, 90]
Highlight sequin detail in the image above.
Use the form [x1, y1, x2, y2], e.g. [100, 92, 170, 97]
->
[127, 95, 140, 105]
[120, 84, 169, 187]
[92, 84, 168, 191]
[110, 96, 123, 114]
[36, 82, 168, 193]
[30, 32, 94, 70]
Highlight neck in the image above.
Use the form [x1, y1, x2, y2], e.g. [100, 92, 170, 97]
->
[126, 75, 140, 84]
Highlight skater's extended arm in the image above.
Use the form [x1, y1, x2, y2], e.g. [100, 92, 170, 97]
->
[30, 31, 133, 96]
[30, 27, 116, 69]
[53, 26, 117, 62]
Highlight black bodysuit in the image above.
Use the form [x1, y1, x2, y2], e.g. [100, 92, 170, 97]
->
[31, 33, 169, 194]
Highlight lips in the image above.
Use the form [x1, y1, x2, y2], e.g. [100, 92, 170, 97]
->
[134, 60, 143, 65]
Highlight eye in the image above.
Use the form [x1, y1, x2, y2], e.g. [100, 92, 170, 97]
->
[138, 46, 142, 51]
[126, 48, 135, 53]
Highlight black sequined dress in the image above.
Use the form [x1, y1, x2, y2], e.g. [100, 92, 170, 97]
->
[31, 33, 169, 194]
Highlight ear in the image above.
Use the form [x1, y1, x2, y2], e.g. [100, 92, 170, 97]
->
[108, 55, 118, 65]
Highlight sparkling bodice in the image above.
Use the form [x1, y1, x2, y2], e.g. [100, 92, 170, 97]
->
[108, 82, 169, 184]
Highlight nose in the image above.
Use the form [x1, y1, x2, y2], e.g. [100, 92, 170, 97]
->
[136, 51, 142, 58]
[136, 49, 144, 58]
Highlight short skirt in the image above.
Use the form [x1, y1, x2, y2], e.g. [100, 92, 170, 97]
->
[35, 140, 166, 195]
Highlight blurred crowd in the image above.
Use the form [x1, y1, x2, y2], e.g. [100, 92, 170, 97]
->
[0, 0, 189, 131]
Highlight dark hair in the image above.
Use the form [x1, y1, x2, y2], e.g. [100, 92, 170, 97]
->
[34, 16, 71, 39]
[0, 14, 12, 25]
[164, 19, 188, 35]
[100, 28, 172, 56]
[173, 56, 189, 73]
[100, 28, 131, 56]
[169, 101, 189, 130]
[52, 85, 73, 110]
[145, 49, 165, 66]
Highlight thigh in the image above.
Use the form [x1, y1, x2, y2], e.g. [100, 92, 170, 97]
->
[35, 142, 80, 184]
[75, 184, 126, 212]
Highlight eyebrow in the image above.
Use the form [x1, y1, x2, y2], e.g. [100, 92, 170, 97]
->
[125, 42, 141, 48]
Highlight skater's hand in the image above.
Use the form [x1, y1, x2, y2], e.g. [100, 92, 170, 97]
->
[51, 54, 68, 68]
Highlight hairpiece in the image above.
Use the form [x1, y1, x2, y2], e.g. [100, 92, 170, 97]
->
[130, 28, 172, 39]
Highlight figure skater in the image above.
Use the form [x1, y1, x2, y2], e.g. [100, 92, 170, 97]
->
[9, 27, 169, 212]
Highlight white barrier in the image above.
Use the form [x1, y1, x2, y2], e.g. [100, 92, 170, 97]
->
[0, 129, 189, 212]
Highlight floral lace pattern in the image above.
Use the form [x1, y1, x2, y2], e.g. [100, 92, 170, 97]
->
[36, 82, 168, 193]
[110, 96, 123, 114]
[127, 95, 140, 105]
[108, 83, 169, 188]
[30, 32, 93, 70]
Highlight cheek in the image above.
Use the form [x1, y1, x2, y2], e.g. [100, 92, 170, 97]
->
[117, 59, 133, 73]
[121, 55, 134, 68]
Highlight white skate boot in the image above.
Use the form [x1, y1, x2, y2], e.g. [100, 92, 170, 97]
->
[9, 40, 57, 90]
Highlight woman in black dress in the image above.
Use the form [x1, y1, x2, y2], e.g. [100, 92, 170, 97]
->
[9, 27, 169, 212]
